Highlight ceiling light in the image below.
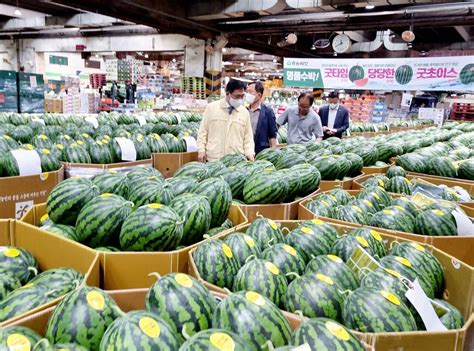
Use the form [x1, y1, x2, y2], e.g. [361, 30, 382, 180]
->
[235, 69, 239, 72]
[144, 54, 149, 58]
[272, 58, 277, 63]
[365, 3, 375, 9]
[333, 52, 338, 57]
[240, 62, 244, 67]
[249, 54, 254, 60]
[172, 58, 176, 63]
[95, 54, 99, 58]
[222, 48, 227, 53]
[311, 44, 316, 50]
[14, 8, 22, 16]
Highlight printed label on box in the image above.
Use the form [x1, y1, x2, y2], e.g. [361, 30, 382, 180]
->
[15, 200, 34, 219]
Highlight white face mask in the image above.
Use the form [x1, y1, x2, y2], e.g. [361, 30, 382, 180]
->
[245, 93, 257, 104]
[329, 103, 339, 110]
[229, 97, 244, 109]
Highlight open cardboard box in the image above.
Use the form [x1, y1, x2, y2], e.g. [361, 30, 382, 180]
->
[0, 166, 64, 219]
[62, 159, 153, 178]
[152, 152, 198, 179]
[299, 190, 474, 267]
[362, 165, 390, 175]
[0, 220, 100, 326]
[188, 220, 474, 351]
[20, 203, 247, 290]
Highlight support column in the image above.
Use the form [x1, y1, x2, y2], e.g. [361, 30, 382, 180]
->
[204, 49, 223, 99]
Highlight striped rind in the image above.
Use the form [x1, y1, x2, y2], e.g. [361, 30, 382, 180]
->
[261, 243, 306, 283]
[285, 226, 334, 264]
[243, 171, 289, 204]
[0, 285, 50, 322]
[223, 232, 262, 268]
[305, 255, 360, 291]
[245, 218, 284, 250]
[179, 328, 250, 351]
[192, 178, 232, 228]
[92, 172, 129, 198]
[414, 209, 458, 236]
[0, 246, 38, 283]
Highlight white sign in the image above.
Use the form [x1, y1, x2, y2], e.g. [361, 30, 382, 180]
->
[401, 93, 414, 107]
[451, 209, 474, 236]
[10, 149, 42, 176]
[182, 136, 198, 152]
[29, 75, 37, 88]
[85, 117, 99, 129]
[136, 115, 147, 126]
[115, 138, 137, 161]
[418, 108, 444, 121]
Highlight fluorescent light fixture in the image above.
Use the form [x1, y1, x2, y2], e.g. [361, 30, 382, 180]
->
[144, 54, 149, 58]
[272, 58, 277, 63]
[222, 48, 227, 53]
[14, 8, 22, 16]
[365, 3, 375, 9]
[240, 62, 244, 67]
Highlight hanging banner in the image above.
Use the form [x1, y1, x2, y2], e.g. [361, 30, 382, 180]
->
[283, 56, 474, 91]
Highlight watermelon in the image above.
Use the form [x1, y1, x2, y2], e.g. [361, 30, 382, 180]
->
[357, 186, 392, 209]
[133, 135, 151, 160]
[274, 152, 306, 170]
[291, 318, 365, 350]
[119, 204, 183, 251]
[47, 177, 100, 225]
[218, 167, 247, 200]
[331, 235, 375, 262]
[327, 188, 352, 205]
[284, 272, 344, 320]
[128, 181, 175, 208]
[387, 165, 406, 178]
[243, 171, 289, 204]
[426, 156, 457, 178]
[255, 147, 283, 164]
[192, 177, 232, 228]
[233, 258, 288, 306]
[305, 199, 334, 217]
[34, 341, 88, 350]
[391, 196, 419, 216]
[262, 243, 306, 283]
[95, 246, 121, 252]
[414, 209, 458, 236]
[223, 232, 262, 267]
[0, 246, 38, 283]
[347, 227, 387, 258]
[245, 217, 284, 250]
[305, 254, 359, 291]
[0, 285, 51, 322]
[0, 271, 21, 300]
[342, 286, 417, 332]
[342, 153, 364, 177]
[29, 267, 83, 298]
[333, 204, 368, 225]
[42, 223, 80, 242]
[395, 65, 414, 85]
[212, 291, 292, 351]
[62, 143, 92, 163]
[179, 328, 250, 350]
[311, 156, 341, 180]
[92, 172, 129, 198]
[363, 175, 389, 189]
[285, 224, 334, 263]
[45, 286, 122, 350]
[459, 63, 474, 84]
[361, 268, 411, 306]
[385, 176, 412, 194]
[206, 160, 227, 177]
[349, 65, 365, 82]
[146, 273, 216, 342]
[458, 159, 474, 180]
[434, 299, 465, 330]
[166, 176, 198, 196]
[192, 239, 240, 289]
[126, 167, 163, 183]
[75, 194, 133, 247]
[220, 153, 247, 167]
[206, 227, 227, 237]
[0, 326, 42, 349]
[88, 141, 114, 164]
[37, 148, 61, 172]
[369, 206, 416, 233]
[174, 162, 209, 180]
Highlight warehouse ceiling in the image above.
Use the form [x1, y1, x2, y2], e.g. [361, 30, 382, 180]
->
[0, 0, 473, 58]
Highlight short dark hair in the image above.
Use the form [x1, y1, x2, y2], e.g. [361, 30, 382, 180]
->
[328, 92, 339, 99]
[226, 79, 247, 94]
[298, 92, 314, 105]
[249, 81, 264, 95]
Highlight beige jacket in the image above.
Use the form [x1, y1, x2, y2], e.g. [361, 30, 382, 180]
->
[197, 99, 255, 162]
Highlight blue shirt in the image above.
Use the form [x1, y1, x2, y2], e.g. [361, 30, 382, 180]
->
[277, 106, 323, 144]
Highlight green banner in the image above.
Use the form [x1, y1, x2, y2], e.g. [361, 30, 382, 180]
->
[284, 68, 323, 88]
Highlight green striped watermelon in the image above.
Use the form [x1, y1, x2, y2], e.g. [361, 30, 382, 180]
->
[192, 239, 240, 289]
[91, 171, 129, 198]
[179, 328, 250, 350]
[334, 205, 368, 225]
[395, 65, 413, 85]
[347, 227, 387, 258]
[174, 162, 209, 180]
[34, 340, 88, 350]
[243, 170, 289, 204]
[146, 273, 216, 342]
[148, 133, 169, 153]
[95, 246, 121, 252]
[47, 177, 100, 225]
[0, 271, 21, 300]
[45, 286, 122, 350]
[0, 326, 42, 349]
[387, 165, 406, 178]
[166, 176, 198, 196]
[261, 243, 306, 283]
[311, 156, 341, 180]
[363, 175, 389, 189]
[206, 160, 226, 177]
[285, 224, 334, 263]
[218, 167, 247, 200]
[391, 196, 419, 216]
[291, 318, 365, 350]
[212, 291, 292, 351]
[30, 267, 82, 296]
[414, 208, 458, 236]
[305, 254, 359, 291]
[369, 206, 416, 233]
[126, 166, 164, 183]
[327, 188, 352, 205]
[76, 194, 133, 247]
[233, 259, 288, 306]
[291, 163, 321, 196]
[88, 141, 114, 164]
[37, 148, 61, 172]
[357, 186, 392, 209]
[42, 223, 79, 242]
[192, 177, 232, 228]
[0, 246, 38, 283]
[342, 286, 417, 332]
[331, 235, 376, 262]
[342, 153, 364, 177]
[385, 176, 412, 194]
[255, 147, 283, 164]
[0, 284, 51, 322]
[426, 156, 457, 178]
[61, 143, 92, 163]
[223, 232, 262, 267]
[220, 153, 247, 167]
[434, 299, 465, 330]
[458, 159, 474, 180]
[245, 217, 284, 250]
[305, 199, 334, 217]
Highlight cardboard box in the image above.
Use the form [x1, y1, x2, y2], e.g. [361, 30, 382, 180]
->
[320, 178, 355, 191]
[188, 220, 474, 351]
[152, 152, 198, 178]
[0, 166, 64, 219]
[299, 189, 474, 267]
[62, 159, 153, 178]
[0, 220, 100, 326]
[362, 165, 390, 175]
[20, 203, 247, 290]
[237, 189, 319, 222]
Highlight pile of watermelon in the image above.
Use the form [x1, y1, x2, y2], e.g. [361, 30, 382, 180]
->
[0, 246, 83, 323]
[305, 187, 468, 236]
[192, 217, 465, 334]
[0, 111, 202, 177]
[349, 120, 433, 133]
[0, 273, 368, 350]
[40, 166, 234, 251]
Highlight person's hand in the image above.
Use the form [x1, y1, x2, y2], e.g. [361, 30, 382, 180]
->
[323, 126, 329, 132]
[246, 154, 255, 161]
[331, 128, 338, 134]
[198, 152, 207, 163]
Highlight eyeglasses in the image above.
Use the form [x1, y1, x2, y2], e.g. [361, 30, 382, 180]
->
[230, 92, 245, 99]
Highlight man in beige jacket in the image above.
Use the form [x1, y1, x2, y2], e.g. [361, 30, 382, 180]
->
[197, 79, 255, 162]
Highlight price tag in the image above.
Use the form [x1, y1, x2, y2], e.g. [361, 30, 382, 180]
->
[182, 136, 198, 152]
[346, 129, 351, 137]
[85, 117, 99, 129]
[373, 125, 379, 132]
[136, 115, 147, 126]
[10, 149, 42, 176]
[114, 138, 137, 161]
[29, 75, 37, 88]
[405, 279, 447, 331]
[290, 344, 311, 351]
[451, 209, 474, 236]
[176, 114, 182, 124]
[346, 245, 381, 280]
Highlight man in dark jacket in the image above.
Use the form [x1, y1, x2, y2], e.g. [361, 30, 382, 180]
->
[319, 91, 350, 139]
[246, 81, 278, 154]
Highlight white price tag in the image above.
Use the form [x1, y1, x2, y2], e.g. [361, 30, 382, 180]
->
[452, 187, 471, 202]
[373, 125, 379, 132]
[176, 114, 182, 124]
[182, 136, 198, 152]
[451, 209, 474, 236]
[291, 344, 311, 351]
[29, 76, 37, 88]
[405, 279, 447, 332]
[136, 115, 147, 126]
[346, 129, 351, 137]
[32, 118, 45, 126]
[401, 93, 413, 107]
[115, 138, 137, 161]
[85, 117, 99, 129]
[10, 149, 42, 176]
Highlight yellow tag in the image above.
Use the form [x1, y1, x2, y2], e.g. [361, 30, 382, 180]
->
[329, 195, 337, 202]
[245, 291, 266, 306]
[265, 262, 280, 275]
[327, 254, 343, 263]
[370, 230, 382, 241]
[411, 243, 425, 252]
[86, 291, 105, 310]
[377, 179, 385, 187]
[77, 140, 84, 145]
[82, 133, 89, 138]
[209, 332, 235, 351]
[41, 148, 50, 154]
[64, 135, 71, 140]
[137, 135, 144, 142]
[97, 141, 103, 146]
[243, 235, 255, 248]
[321, 200, 330, 206]
[384, 268, 401, 278]
[311, 219, 324, 225]
[301, 227, 313, 234]
[104, 135, 111, 140]
[139, 317, 161, 338]
[372, 193, 380, 200]
[175, 273, 193, 288]
[56, 144, 64, 150]
[3, 248, 20, 258]
[40, 134, 48, 140]
[40, 214, 49, 222]
[381, 290, 401, 306]
[356, 236, 369, 247]
[325, 321, 350, 341]
[25, 144, 34, 150]
[3, 135, 12, 140]
[404, 178, 411, 184]
[316, 273, 334, 285]
[7, 334, 30, 351]
[364, 200, 373, 208]
[222, 244, 233, 258]
[100, 193, 113, 198]
[395, 256, 412, 267]
[283, 245, 297, 257]
[102, 139, 109, 144]
[268, 219, 277, 230]
[432, 209, 444, 216]
[352, 206, 362, 213]
[126, 132, 131, 137]
[383, 210, 394, 215]
[394, 206, 406, 211]
[147, 204, 162, 209]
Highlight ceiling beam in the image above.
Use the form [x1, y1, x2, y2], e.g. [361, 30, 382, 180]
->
[454, 26, 470, 42]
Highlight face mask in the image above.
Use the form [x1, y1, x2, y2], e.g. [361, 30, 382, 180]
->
[329, 103, 339, 110]
[229, 97, 244, 109]
[245, 93, 257, 104]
